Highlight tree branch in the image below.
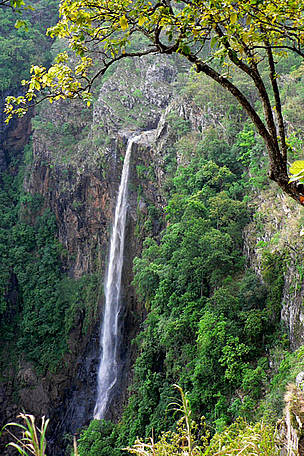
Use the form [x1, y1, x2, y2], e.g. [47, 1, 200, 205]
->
[265, 41, 288, 161]
[179, 51, 304, 203]
[215, 25, 280, 154]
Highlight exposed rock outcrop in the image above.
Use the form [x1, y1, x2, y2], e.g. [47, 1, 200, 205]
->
[244, 187, 304, 349]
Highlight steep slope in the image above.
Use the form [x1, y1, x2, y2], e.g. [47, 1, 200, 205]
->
[1, 31, 304, 456]
[0, 53, 179, 455]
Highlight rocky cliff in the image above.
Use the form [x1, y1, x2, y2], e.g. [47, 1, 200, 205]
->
[2, 46, 304, 456]
[244, 187, 304, 350]
[0, 54, 181, 455]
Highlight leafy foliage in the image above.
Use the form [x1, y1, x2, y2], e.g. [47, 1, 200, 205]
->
[207, 419, 279, 456]
[0, 0, 58, 91]
[114, 138, 285, 446]
[0, 0, 27, 8]
[0, 149, 100, 373]
[6, 0, 304, 201]
[2, 3, 303, 454]
[77, 420, 121, 456]
[125, 385, 209, 456]
[288, 160, 304, 184]
[125, 386, 279, 456]
[2, 390, 280, 456]
[258, 345, 304, 422]
[7, 0, 304, 108]
[1, 413, 49, 456]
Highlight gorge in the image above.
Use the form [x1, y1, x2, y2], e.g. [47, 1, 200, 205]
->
[2, 2, 304, 455]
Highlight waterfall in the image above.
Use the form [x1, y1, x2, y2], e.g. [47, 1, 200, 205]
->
[94, 135, 140, 420]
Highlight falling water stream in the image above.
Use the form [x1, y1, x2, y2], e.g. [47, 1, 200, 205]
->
[94, 135, 140, 420]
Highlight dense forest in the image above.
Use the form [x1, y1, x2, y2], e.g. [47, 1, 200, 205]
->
[2, 1, 304, 455]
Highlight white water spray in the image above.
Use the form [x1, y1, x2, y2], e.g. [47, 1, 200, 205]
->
[94, 135, 140, 420]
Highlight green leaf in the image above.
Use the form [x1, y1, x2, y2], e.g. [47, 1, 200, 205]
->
[119, 15, 128, 31]
[289, 160, 304, 175]
[15, 19, 29, 31]
[230, 12, 238, 24]
[138, 15, 147, 26]
[210, 36, 218, 48]
[246, 15, 252, 26]
[288, 171, 304, 183]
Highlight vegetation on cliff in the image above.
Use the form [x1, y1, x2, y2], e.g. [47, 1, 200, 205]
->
[0, 146, 100, 374]
[0, 0, 58, 91]
[74, 51, 304, 455]
[2, 386, 282, 455]
[2, 2, 304, 456]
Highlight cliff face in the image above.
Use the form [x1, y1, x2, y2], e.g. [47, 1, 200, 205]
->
[2, 46, 304, 455]
[244, 187, 304, 349]
[0, 64, 235, 448]
[0, 54, 180, 455]
[0, 89, 32, 173]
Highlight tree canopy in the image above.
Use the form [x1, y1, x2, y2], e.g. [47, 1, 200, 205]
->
[0, 0, 58, 91]
[0, 0, 29, 11]
[0, 0, 23, 6]
[4, 0, 304, 203]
